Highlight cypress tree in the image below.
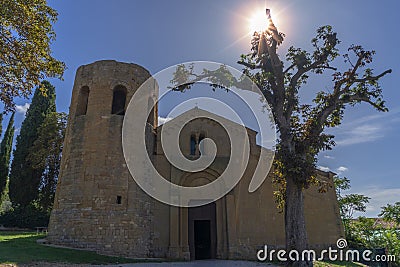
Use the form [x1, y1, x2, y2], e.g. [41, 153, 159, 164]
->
[9, 81, 56, 207]
[0, 113, 15, 195]
[28, 112, 67, 211]
[0, 113, 3, 138]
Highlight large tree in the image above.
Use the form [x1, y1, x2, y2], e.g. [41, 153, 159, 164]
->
[0, 112, 15, 195]
[27, 112, 67, 211]
[0, 0, 65, 111]
[9, 81, 56, 207]
[171, 12, 391, 267]
[246, 24, 389, 267]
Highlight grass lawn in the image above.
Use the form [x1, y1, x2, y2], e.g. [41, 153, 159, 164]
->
[0, 231, 150, 265]
[0, 231, 369, 266]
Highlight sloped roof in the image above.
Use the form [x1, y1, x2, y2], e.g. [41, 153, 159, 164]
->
[156, 107, 258, 135]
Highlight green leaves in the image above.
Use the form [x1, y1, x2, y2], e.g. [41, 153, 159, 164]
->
[27, 111, 67, 211]
[339, 194, 371, 219]
[28, 112, 66, 169]
[8, 81, 56, 207]
[379, 202, 400, 226]
[0, 0, 65, 112]
[334, 175, 371, 250]
[346, 215, 400, 265]
[335, 176, 371, 220]
[286, 46, 311, 72]
[311, 25, 340, 63]
[0, 113, 15, 199]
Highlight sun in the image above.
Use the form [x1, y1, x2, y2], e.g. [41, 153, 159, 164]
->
[248, 10, 269, 33]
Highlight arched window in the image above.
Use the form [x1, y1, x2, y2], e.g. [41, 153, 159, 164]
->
[190, 135, 196, 155]
[111, 85, 127, 115]
[199, 133, 205, 155]
[147, 97, 155, 125]
[76, 86, 89, 116]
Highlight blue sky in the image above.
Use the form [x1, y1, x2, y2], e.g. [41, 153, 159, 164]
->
[1, 0, 399, 217]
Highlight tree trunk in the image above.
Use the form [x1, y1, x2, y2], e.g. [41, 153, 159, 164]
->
[285, 175, 313, 267]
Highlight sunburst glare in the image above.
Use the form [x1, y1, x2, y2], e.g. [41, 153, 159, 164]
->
[248, 10, 269, 33]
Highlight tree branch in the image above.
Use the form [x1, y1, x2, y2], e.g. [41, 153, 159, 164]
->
[284, 59, 336, 122]
[170, 65, 275, 107]
[306, 67, 392, 143]
[264, 37, 287, 129]
[354, 69, 392, 82]
[284, 63, 296, 74]
[333, 55, 364, 94]
[237, 61, 258, 70]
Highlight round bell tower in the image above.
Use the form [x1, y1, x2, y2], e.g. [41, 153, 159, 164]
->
[48, 60, 158, 257]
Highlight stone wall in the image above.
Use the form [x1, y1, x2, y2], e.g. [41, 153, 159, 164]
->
[47, 60, 167, 257]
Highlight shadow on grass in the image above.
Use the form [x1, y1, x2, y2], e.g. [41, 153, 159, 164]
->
[1, 232, 370, 267]
[0, 231, 158, 265]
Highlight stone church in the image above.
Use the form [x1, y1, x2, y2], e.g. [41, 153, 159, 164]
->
[47, 60, 344, 260]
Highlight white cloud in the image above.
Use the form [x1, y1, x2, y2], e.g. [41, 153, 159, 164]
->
[336, 166, 348, 173]
[15, 103, 30, 115]
[158, 116, 172, 126]
[349, 107, 400, 125]
[335, 124, 384, 146]
[317, 166, 331, 172]
[324, 155, 335, 159]
[332, 107, 400, 146]
[352, 186, 400, 218]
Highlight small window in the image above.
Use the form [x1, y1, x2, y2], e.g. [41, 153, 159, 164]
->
[76, 86, 89, 116]
[190, 135, 196, 155]
[147, 97, 155, 125]
[116, 195, 122, 204]
[199, 133, 205, 155]
[111, 85, 127, 115]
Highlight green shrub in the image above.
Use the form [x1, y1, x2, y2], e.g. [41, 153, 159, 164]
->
[347, 217, 400, 266]
[0, 205, 50, 228]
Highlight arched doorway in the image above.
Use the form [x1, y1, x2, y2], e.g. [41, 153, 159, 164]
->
[168, 170, 231, 260]
[188, 202, 217, 260]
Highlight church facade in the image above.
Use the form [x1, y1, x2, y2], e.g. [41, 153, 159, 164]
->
[47, 60, 344, 260]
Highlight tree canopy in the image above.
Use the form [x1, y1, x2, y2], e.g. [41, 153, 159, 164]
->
[27, 111, 67, 211]
[334, 176, 370, 220]
[171, 18, 391, 266]
[0, 112, 15, 195]
[9, 80, 56, 207]
[0, 0, 65, 111]
[379, 202, 400, 226]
